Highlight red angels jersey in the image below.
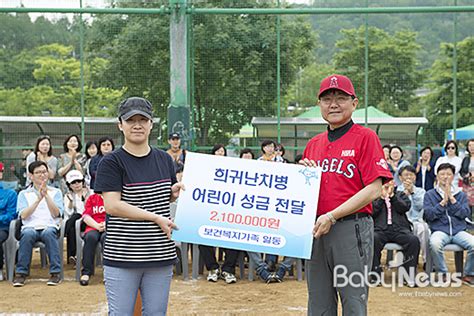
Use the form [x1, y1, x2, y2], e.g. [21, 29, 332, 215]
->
[303, 124, 392, 216]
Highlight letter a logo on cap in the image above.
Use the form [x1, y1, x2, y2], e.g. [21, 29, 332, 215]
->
[330, 76, 338, 88]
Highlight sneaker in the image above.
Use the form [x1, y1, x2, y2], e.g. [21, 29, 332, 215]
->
[258, 268, 276, 284]
[274, 266, 286, 283]
[462, 276, 474, 286]
[221, 271, 237, 284]
[47, 273, 61, 286]
[13, 274, 26, 287]
[80, 274, 90, 286]
[69, 256, 77, 265]
[207, 268, 219, 282]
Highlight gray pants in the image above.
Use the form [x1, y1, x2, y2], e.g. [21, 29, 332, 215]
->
[306, 216, 373, 316]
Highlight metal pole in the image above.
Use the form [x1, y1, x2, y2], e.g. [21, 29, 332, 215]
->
[1, 5, 473, 15]
[79, 0, 85, 147]
[277, 0, 281, 143]
[364, 0, 369, 127]
[168, 0, 190, 149]
[452, 0, 457, 140]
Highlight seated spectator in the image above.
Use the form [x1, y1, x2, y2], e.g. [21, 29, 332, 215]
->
[57, 135, 86, 195]
[200, 144, 239, 284]
[382, 144, 391, 162]
[372, 180, 420, 287]
[239, 148, 254, 160]
[63, 170, 91, 264]
[89, 136, 115, 190]
[26, 135, 58, 188]
[414, 146, 436, 191]
[13, 161, 64, 287]
[294, 154, 303, 164]
[460, 139, 474, 215]
[387, 145, 410, 187]
[397, 165, 428, 264]
[275, 143, 289, 163]
[0, 161, 18, 281]
[83, 140, 98, 189]
[247, 252, 297, 283]
[423, 163, 474, 285]
[434, 141, 463, 186]
[166, 132, 186, 172]
[79, 193, 106, 286]
[258, 140, 283, 162]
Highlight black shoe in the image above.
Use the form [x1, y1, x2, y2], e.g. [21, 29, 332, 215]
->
[368, 274, 381, 287]
[47, 273, 61, 286]
[13, 274, 26, 287]
[80, 274, 90, 286]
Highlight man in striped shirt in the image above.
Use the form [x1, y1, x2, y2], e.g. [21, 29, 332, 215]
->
[95, 97, 183, 315]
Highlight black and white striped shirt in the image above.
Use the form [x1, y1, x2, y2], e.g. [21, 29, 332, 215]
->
[95, 147, 178, 268]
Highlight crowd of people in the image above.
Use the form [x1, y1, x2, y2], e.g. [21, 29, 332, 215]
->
[0, 132, 473, 285]
[0, 91, 473, 314]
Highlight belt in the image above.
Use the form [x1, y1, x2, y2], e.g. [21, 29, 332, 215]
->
[337, 212, 370, 222]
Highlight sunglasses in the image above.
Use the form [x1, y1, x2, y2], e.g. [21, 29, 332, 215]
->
[447, 147, 456, 150]
[70, 180, 83, 185]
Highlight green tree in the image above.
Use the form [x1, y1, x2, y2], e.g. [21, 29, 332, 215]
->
[334, 26, 422, 114]
[0, 44, 124, 117]
[282, 63, 335, 115]
[86, 2, 317, 145]
[422, 37, 474, 145]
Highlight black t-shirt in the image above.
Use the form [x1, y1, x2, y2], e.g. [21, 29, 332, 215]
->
[95, 147, 178, 268]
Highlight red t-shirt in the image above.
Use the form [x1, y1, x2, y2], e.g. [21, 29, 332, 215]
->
[303, 124, 392, 216]
[82, 193, 106, 234]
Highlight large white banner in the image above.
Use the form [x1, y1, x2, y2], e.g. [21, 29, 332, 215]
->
[172, 152, 321, 259]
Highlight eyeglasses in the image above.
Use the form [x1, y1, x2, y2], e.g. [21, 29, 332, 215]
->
[33, 170, 48, 175]
[320, 95, 353, 105]
[446, 147, 456, 150]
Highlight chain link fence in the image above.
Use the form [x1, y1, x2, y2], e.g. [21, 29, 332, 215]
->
[0, 0, 472, 182]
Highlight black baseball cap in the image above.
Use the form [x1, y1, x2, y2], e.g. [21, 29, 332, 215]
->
[169, 132, 181, 139]
[118, 97, 153, 121]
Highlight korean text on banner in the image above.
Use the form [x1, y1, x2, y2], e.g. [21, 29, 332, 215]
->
[172, 152, 322, 259]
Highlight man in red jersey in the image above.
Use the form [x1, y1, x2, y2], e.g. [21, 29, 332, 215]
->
[302, 75, 392, 315]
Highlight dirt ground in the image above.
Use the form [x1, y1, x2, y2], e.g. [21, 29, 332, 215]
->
[0, 251, 472, 315]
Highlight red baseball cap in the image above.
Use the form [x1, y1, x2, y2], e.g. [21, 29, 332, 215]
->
[0, 162, 4, 172]
[318, 74, 357, 98]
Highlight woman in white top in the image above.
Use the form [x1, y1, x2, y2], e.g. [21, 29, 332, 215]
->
[388, 145, 410, 187]
[25, 135, 58, 187]
[57, 135, 86, 195]
[63, 170, 91, 264]
[83, 140, 98, 189]
[434, 140, 463, 186]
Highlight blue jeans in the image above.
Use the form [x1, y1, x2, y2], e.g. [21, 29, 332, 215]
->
[104, 264, 173, 316]
[430, 230, 474, 276]
[247, 252, 296, 274]
[16, 227, 61, 275]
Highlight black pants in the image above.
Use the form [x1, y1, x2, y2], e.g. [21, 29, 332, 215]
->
[199, 245, 240, 274]
[373, 227, 420, 274]
[65, 213, 82, 260]
[81, 230, 105, 276]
